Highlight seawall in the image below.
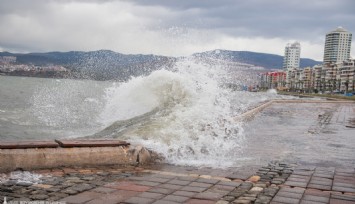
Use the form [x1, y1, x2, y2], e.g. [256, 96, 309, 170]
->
[0, 139, 155, 173]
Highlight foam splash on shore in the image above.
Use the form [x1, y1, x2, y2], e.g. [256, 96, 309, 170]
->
[0, 171, 43, 184]
[97, 58, 252, 167]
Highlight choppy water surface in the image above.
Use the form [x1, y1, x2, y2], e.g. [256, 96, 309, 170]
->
[1, 58, 353, 168]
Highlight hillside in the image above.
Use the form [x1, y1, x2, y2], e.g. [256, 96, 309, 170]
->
[193, 50, 322, 69]
[0, 49, 322, 80]
[0, 50, 175, 80]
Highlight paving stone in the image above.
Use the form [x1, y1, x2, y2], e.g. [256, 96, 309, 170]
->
[212, 184, 236, 192]
[69, 183, 94, 192]
[304, 189, 330, 197]
[329, 198, 355, 204]
[334, 176, 355, 184]
[300, 200, 326, 204]
[293, 170, 314, 176]
[233, 199, 252, 204]
[189, 182, 213, 188]
[334, 172, 354, 177]
[60, 191, 102, 204]
[137, 192, 165, 199]
[332, 186, 355, 193]
[105, 181, 151, 192]
[91, 187, 117, 193]
[125, 196, 155, 204]
[177, 176, 198, 181]
[309, 180, 332, 187]
[218, 181, 241, 187]
[147, 177, 171, 183]
[30, 194, 49, 200]
[308, 184, 332, 191]
[61, 188, 78, 195]
[138, 181, 161, 187]
[86, 192, 137, 204]
[148, 187, 175, 195]
[284, 181, 308, 188]
[163, 194, 190, 202]
[313, 173, 334, 179]
[173, 190, 196, 197]
[152, 174, 177, 179]
[193, 191, 225, 201]
[152, 200, 180, 204]
[129, 176, 149, 181]
[216, 200, 229, 204]
[180, 186, 207, 193]
[333, 182, 355, 188]
[272, 196, 300, 204]
[302, 194, 330, 203]
[276, 191, 303, 199]
[196, 178, 220, 184]
[185, 198, 216, 204]
[279, 187, 305, 194]
[331, 193, 355, 201]
[167, 179, 192, 186]
[158, 183, 183, 190]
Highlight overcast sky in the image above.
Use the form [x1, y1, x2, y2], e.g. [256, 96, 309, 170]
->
[0, 0, 354, 61]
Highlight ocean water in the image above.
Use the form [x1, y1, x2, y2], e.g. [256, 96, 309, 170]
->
[0, 58, 287, 168]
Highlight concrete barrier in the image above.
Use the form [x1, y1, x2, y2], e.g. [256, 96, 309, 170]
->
[234, 99, 355, 121]
[0, 140, 156, 173]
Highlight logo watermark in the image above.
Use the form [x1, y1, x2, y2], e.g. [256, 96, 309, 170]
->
[2, 198, 66, 204]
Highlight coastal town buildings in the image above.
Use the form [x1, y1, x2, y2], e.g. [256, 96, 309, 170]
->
[323, 27, 352, 64]
[260, 27, 354, 94]
[283, 42, 301, 69]
[283, 42, 301, 89]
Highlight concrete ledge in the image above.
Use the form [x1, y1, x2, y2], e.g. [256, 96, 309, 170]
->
[0, 140, 59, 149]
[55, 139, 129, 147]
[0, 140, 157, 173]
[234, 99, 355, 121]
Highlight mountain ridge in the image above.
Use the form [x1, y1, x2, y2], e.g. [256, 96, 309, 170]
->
[0, 49, 322, 80]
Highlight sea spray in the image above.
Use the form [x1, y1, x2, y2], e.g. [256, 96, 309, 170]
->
[99, 58, 247, 167]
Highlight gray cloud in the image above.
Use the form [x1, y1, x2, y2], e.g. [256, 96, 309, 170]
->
[0, 0, 354, 60]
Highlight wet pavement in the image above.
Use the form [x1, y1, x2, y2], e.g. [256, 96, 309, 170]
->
[240, 102, 355, 168]
[0, 163, 355, 204]
[1, 100, 355, 203]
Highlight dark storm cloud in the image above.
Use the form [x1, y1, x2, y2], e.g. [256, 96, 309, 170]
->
[0, 0, 354, 59]
[130, 0, 355, 41]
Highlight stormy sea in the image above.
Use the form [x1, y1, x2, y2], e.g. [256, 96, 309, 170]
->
[1, 57, 354, 168]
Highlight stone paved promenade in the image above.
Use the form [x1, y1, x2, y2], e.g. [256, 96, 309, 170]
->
[1, 162, 355, 204]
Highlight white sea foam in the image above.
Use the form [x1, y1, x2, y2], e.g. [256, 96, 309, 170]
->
[0, 171, 42, 184]
[98, 58, 258, 167]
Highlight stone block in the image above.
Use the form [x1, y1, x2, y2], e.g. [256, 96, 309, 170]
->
[180, 186, 207, 193]
[105, 181, 151, 192]
[163, 195, 190, 202]
[303, 195, 329, 203]
[138, 181, 161, 187]
[284, 181, 308, 188]
[185, 198, 216, 204]
[125, 196, 155, 204]
[332, 186, 355, 193]
[308, 184, 332, 191]
[60, 191, 102, 204]
[148, 187, 175, 195]
[158, 183, 183, 190]
[138, 192, 165, 199]
[167, 179, 192, 186]
[277, 191, 303, 199]
[189, 182, 213, 188]
[173, 190, 196, 197]
[272, 196, 300, 204]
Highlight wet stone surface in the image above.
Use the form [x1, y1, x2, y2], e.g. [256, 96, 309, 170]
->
[0, 162, 354, 204]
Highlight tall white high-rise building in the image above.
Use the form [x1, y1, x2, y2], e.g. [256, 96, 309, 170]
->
[323, 26, 352, 64]
[283, 42, 301, 70]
